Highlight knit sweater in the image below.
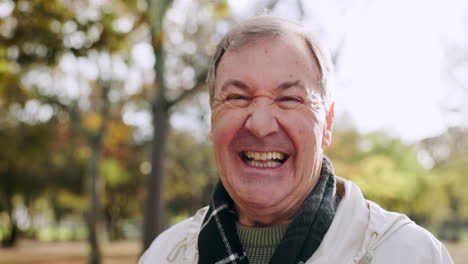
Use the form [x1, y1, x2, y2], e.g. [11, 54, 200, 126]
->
[236, 222, 289, 264]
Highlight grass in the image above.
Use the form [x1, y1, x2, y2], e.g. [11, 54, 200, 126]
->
[0, 239, 466, 263]
[0, 239, 141, 264]
[445, 241, 468, 264]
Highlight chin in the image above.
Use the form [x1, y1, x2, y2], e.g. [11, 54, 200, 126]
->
[236, 184, 291, 209]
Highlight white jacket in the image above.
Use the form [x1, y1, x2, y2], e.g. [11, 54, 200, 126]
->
[139, 177, 453, 264]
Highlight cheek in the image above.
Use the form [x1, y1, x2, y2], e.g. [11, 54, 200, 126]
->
[278, 108, 324, 152]
[211, 105, 248, 146]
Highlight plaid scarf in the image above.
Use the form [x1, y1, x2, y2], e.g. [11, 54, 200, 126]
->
[198, 157, 338, 264]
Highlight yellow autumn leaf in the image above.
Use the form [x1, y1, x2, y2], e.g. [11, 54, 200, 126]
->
[83, 112, 102, 132]
[104, 121, 131, 149]
[213, 0, 230, 18]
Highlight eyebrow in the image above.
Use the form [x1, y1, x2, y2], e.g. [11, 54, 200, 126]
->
[220, 79, 249, 93]
[220, 79, 305, 93]
[278, 80, 305, 90]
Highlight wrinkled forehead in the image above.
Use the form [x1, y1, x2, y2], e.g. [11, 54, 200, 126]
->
[214, 33, 322, 91]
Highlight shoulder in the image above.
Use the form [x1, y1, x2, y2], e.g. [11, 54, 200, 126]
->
[374, 222, 453, 263]
[313, 177, 453, 264]
[139, 207, 209, 264]
[368, 203, 453, 264]
[138, 217, 193, 264]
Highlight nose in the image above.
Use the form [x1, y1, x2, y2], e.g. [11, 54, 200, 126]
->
[245, 99, 279, 138]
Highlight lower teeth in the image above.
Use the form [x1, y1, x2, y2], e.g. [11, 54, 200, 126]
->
[247, 160, 281, 168]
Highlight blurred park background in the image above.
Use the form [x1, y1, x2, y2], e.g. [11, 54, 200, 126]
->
[0, 0, 467, 263]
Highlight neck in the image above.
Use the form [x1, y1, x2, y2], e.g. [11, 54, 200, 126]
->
[233, 171, 321, 227]
[235, 199, 303, 227]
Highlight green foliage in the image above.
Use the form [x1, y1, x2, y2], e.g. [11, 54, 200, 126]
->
[0, 0, 72, 65]
[36, 224, 87, 241]
[165, 130, 217, 218]
[327, 128, 468, 233]
[102, 159, 129, 187]
[0, 121, 55, 209]
[433, 149, 468, 218]
[328, 131, 425, 214]
[203, 0, 231, 18]
[0, 223, 11, 241]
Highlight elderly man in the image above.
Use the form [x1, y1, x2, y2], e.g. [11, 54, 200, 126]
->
[140, 15, 453, 264]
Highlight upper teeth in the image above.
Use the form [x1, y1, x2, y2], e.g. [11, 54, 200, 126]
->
[244, 151, 285, 161]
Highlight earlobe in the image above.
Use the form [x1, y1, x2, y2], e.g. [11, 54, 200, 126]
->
[322, 102, 335, 148]
[322, 130, 332, 148]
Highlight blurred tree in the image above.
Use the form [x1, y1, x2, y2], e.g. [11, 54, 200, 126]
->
[418, 127, 468, 240]
[327, 129, 433, 224]
[165, 130, 217, 219]
[0, 1, 142, 263]
[0, 120, 54, 246]
[435, 4, 468, 241]
[47, 121, 88, 221]
[442, 12, 468, 129]
[101, 120, 145, 241]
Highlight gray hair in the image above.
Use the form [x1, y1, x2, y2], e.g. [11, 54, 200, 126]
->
[207, 14, 334, 110]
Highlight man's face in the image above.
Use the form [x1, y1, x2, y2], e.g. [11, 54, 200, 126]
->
[210, 34, 333, 219]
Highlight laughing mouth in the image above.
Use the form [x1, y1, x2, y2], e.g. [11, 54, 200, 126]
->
[240, 151, 289, 168]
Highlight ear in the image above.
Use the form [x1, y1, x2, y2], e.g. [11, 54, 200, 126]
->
[209, 128, 213, 141]
[321, 102, 335, 148]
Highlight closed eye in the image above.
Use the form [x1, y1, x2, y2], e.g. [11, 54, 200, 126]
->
[279, 96, 301, 102]
[227, 95, 250, 100]
[226, 94, 251, 107]
[277, 96, 302, 109]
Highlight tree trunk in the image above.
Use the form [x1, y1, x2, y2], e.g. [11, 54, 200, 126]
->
[2, 188, 17, 247]
[143, 98, 170, 250]
[87, 138, 104, 264]
[142, 0, 171, 250]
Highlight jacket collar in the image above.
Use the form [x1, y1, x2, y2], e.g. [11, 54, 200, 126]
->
[305, 177, 413, 263]
[181, 177, 413, 264]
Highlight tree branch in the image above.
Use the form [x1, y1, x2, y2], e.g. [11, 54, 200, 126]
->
[147, 0, 173, 38]
[167, 70, 208, 109]
[297, 0, 305, 20]
[265, 0, 280, 11]
[36, 92, 93, 139]
[96, 79, 112, 142]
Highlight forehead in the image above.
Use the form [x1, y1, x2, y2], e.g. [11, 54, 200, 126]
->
[214, 34, 321, 91]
